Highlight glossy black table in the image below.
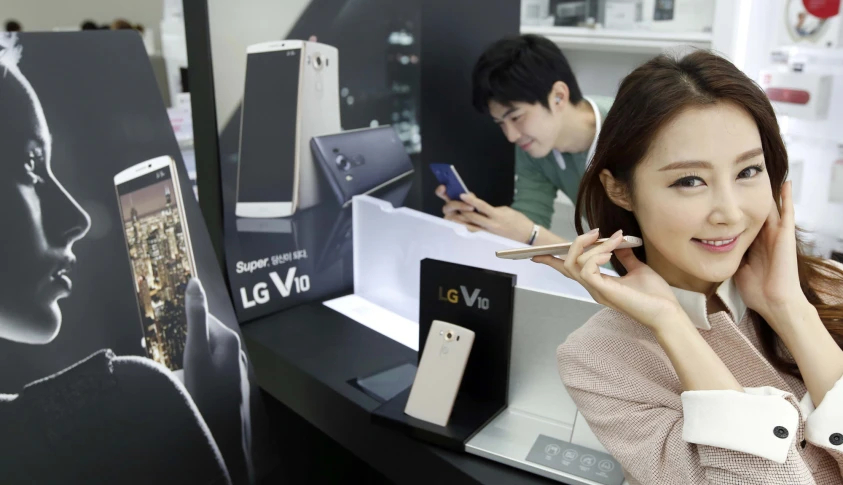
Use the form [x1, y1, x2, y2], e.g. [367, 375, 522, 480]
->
[243, 297, 562, 485]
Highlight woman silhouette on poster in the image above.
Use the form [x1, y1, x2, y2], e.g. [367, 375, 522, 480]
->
[0, 33, 252, 485]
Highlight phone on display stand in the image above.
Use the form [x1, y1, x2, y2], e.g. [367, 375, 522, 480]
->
[115, 155, 197, 372]
[430, 163, 470, 200]
[495, 236, 643, 260]
[404, 320, 475, 427]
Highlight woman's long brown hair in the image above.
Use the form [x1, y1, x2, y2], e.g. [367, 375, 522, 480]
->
[575, 50, 843, 378]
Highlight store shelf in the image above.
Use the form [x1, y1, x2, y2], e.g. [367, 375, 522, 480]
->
[521, 25, 713, 54]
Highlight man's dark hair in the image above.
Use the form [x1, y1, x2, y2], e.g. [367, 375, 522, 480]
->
[472, 34, 582, 114]
[5, 20, 22, 32]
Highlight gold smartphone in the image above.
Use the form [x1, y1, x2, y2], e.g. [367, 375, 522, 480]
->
[495, 235, 643, 260]
[404, 320, 475, 427]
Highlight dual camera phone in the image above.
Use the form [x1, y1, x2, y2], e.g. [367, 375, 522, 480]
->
[115, 155, 196, 372]
[235, 40, 340, 219]
[404, 320, 475, 427]
[310, 126, 415, 207]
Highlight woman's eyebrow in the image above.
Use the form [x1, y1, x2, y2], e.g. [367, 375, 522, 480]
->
[658, 147, 764, 172]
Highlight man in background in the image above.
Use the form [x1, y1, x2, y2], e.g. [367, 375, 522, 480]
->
[4, 20, 22, 32]
[436, 34, 613, 245]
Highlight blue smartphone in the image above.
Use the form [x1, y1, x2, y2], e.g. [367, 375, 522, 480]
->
[430, 163, 470, 200]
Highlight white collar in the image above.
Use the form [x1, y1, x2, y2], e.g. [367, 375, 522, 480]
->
[552, 97, 602, 171]
[584, 96, 602, 167]
[670, 278, 748, 330]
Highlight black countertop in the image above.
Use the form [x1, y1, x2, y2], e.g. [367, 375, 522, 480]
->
[243, 297, 559, 485]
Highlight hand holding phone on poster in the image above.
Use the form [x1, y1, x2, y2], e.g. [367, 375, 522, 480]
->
[183, 278, 252, 480]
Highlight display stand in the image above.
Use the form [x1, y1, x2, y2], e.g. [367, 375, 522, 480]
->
[466, 287, 626, 485]
[371, 260, 516, 451]
[324, 197, 626, 482]
[323, 195, 606, 351]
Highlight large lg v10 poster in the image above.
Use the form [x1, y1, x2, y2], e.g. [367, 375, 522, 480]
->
[207, 0, 421, 322]
[0, 32, 274, 484]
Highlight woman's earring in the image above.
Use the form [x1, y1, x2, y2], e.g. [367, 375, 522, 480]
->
[556, 96, 562, 104]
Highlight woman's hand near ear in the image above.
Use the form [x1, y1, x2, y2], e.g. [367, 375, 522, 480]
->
[736, 181, 843, 407]
[532, 229, 684, 332]
[535, 229, 745, 393]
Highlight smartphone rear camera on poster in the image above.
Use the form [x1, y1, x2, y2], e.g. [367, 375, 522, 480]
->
[311, 126, 414, 207]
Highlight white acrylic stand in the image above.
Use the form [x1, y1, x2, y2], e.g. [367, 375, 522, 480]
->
[323, 195, 605, 350]
[322, 196, 626, 483]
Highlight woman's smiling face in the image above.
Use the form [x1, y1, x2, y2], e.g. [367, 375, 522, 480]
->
[627, 102, 773, 294]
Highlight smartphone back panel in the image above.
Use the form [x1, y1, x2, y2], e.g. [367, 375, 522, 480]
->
[297, 41, 341, 210]
[429, 163, 468, 200]
[311, 126, 414, 207]
[404, 320, 475, 427]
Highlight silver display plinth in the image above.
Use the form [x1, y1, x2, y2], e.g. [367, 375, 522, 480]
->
[466, 288, 628, 485]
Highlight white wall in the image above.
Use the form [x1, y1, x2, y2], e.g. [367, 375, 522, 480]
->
[565, 49, 651, 97]
[207, 0, 312, 131]
[2, 0, 164, 50]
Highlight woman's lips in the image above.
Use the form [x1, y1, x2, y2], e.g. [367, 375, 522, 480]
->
[692, 235, 740, 253]
[45, 258, 75, 297]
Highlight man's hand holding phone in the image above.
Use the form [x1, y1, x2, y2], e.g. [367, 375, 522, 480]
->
[437, 188, 536, 243]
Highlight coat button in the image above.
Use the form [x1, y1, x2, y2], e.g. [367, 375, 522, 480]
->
[800, 440, 807, 449]
[830, 433, 843, 446]
[774, 426, 789, 439]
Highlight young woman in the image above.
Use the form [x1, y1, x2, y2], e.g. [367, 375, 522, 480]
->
[534, 50, 843, 484]
[0, 34, 251, 484]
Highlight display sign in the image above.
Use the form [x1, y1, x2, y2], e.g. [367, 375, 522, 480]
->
[418, 259, 516, 405]
[525, 435, 624, 485]
[371, 259, 516, 451]
[0, 32, 273, 484]
[206, 0, 422, 322]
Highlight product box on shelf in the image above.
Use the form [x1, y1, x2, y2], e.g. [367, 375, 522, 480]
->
[778, 0, 843, 48]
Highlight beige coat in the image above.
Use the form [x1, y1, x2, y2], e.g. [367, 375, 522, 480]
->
[557, 264, 843, 484]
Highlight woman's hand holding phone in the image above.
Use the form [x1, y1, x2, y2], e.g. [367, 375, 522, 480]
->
[532, 229, 688, 332]
[183, 278, 251, 477]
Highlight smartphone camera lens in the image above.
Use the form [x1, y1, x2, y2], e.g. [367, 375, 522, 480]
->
[314, 54, 323, 70]
[445, 331, 454, 341]
[335, 155, 350, 171]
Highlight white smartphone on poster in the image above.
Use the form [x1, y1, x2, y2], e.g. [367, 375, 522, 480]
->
[296, 40, 341, 210]
[115, 155, 198, 372]
[404, 320, 475, 427]
[235, 41, 304, 218]
[495, 235, 643, 260]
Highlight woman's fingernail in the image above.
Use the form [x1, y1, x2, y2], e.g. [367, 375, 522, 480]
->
[612, 229, 623, 238]
[588, 228, 599, 235]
